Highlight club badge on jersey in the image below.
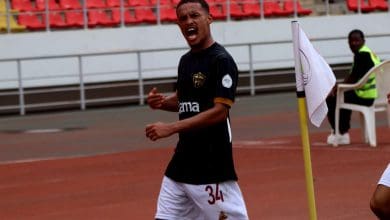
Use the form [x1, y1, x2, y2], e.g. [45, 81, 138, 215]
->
[193, 72, 206, 88]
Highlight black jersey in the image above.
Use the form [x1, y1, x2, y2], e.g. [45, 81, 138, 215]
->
[165, 43, 239, 184]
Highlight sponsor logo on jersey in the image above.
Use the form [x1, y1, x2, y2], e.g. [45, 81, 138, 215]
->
[179, 102, 200, 114]
[193, 72, 206, 88]
[222, 74, 233, 88]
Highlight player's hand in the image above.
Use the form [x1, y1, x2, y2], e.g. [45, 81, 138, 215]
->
[147, 87, 165, 109]
[145, 122, 174, 141]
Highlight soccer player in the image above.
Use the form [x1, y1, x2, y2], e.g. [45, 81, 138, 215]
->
[369, 93, 390, 220]
[145, 0, 249, 219]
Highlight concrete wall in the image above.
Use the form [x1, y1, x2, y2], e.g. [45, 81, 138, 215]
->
[1, 13, 390, 89]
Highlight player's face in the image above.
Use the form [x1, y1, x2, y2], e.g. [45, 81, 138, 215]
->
[176, 2, 213, 51]
[348, 33, 364, 54]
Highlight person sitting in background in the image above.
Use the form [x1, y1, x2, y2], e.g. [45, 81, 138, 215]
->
[369, 93, 390, 219]
[326, 29, 380, 145]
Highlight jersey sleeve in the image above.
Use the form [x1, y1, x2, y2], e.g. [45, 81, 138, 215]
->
[213, 54, 238, 107]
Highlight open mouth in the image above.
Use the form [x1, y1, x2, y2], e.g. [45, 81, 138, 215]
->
[186, 27, 198, 41]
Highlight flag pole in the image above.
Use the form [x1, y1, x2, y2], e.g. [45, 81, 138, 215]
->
[291, 21, 318, 220]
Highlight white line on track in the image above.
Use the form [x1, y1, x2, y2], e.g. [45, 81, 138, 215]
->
[234, 139, 390, 152]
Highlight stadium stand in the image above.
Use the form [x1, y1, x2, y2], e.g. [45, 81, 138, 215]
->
[0, 0, 351, 32]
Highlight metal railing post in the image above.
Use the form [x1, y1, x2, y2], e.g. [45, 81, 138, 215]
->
[17, 60, 26, 115]
[45, 0, 50, 31]
[82, 0, 88, 30]
[78, 56, 86, 110]
[137, 52, 145, 105]
[248, 44, 255, 96]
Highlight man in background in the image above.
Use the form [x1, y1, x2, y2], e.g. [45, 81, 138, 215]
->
[326, 29, 380, 145]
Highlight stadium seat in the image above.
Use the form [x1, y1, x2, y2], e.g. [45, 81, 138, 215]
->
[18, 13, 46, 30]
[86, 0, 106, 8]
[242, 1, 261, 18]
[263, 1, 292, 16]
[368, 0, 388, 10]
[60, 0, 82, 9]
[209, 4, 227, 20]
[11, 0, 36, 11]
[106, 0, 128, 7]
[128, 0, 151, 7]
[283, 0, 312, 16]
[65, 11, 85, 27]
[88, 9, 117, 26]
[36, 0, 61, 11]
[134, 7, 157, 23]
[346, 0, 375, 12]
[43, 12, 68, 27]
[158, 5, 176, 22]
[228, 2, 246, 19]
[112, 8, 140, 24]
[150, 0, 171, 5]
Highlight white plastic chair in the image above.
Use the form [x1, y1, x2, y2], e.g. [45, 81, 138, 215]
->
[334, 60, 390, 147]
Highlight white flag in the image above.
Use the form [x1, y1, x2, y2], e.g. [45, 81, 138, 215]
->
[295, 25, 336, 127]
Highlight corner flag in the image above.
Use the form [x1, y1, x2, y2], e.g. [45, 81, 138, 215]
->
[291, 21, 337, 220]
[293, 23, 336, 127]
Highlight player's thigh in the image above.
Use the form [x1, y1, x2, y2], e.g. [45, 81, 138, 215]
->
[155, 176, 204, 220]
[184, 181, 249, 220]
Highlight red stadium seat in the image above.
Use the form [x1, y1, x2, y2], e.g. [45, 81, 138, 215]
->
[346, 0, 375, 12]
[283, 0, 312, 16]
[36, 0, 61, 10]
[43, 12, 68, 28]
[88, 9, 117, 26]
[128, 0, 151, 7]
[106, 0, 128, 7]
[368, 0, 388, 10]
[112, 8, 140, 24]
[228, 2, 246, 19]
[60, 0, 82, 9]
[18, 13, 46, 30]
[150, 0, 171, 5]
[159, 5, 176, 22]
[65, 11, 85, 27]
[86, 0, 106, 8]
[209, 4, 227, 20]
[263, 1, 292, 16]
[242, 1, 261, 18]
[11, 0, 36, 11]
[134, 7, 157, 23]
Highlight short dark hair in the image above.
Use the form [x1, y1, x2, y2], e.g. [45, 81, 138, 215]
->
[348, 29, 365, 40]
[176, 0, 210, 14]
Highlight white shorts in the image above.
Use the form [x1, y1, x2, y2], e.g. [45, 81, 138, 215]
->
[155, 176, 249, 220]
[378, 163, 390, 187]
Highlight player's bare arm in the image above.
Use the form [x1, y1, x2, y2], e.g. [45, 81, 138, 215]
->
[147, 87, 179, 112]
[145, 102, 229, 141]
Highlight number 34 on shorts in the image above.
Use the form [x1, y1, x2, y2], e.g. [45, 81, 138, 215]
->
[205, 183, 224, 204]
